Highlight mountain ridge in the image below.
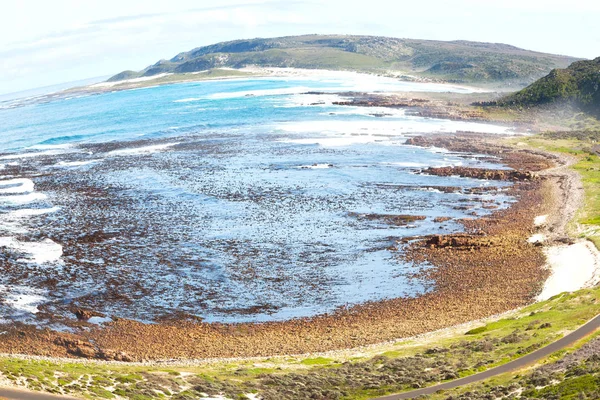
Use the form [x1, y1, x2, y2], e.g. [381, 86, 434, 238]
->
[108, 34, 581, 86]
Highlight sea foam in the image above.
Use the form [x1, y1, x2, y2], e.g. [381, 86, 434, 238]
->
[0, 285, 48, 314]
[107, 143, 180, 156]
[0, 237, 63, 264]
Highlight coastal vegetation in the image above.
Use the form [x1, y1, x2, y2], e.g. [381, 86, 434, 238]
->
[425, 331, 600, 399]
[496, 57, 600, 117]
[107, 35, 579, 86]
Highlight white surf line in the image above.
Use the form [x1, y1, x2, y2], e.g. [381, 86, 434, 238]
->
[0, 192, 47, 205]
[0, 147, 77, 160]
[0, 178, 35, 194]
[537, 240, 600, 301]
[0, 177, 45, 205]
[0, 237, 63, 264]
[107, 142, 181, 156]
[0, 207, 61, 235]
[0, 176, 63, 266]
[297, 163, 333, 169]
[6, 207, 61, 219]
[207, 86, 312, 100]
[54, 159, 103, 167]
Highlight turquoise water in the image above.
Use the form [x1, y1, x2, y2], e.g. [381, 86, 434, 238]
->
[0, 77, 509, 151]
[0, 76, 516, 324]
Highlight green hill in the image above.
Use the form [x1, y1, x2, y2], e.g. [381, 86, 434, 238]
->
[497, 57, 600, 116]
[108, 34, 580, 85]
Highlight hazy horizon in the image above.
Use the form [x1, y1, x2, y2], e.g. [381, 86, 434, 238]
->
[1, 0, 599, 95]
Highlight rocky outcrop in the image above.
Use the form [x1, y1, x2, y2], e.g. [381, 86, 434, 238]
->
[72, 308, 105, 321]
[425, 234, 497, 250]
[53, 337, 133, 361]
[422, 166, 535, 181]
[349, 212, 427, 226]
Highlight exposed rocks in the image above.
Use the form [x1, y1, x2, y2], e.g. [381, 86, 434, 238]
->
[372, 183, 501, 195]
[422, 166, 535, 181]
[424, 234, 497, 250]
[53, 338, 97, 358]
[332, 94, 490, 122]
[53, 337, 133, 361]
[97, 349, 134, 362]
[349, 212, 427, 226]
[72, 308, 105, 321]
[405, 134, 558, 172]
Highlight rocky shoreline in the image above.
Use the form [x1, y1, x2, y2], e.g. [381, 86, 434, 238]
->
[0, 133, 567, 362]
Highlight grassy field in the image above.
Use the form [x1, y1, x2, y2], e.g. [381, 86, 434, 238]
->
[1, 287, 599, 399]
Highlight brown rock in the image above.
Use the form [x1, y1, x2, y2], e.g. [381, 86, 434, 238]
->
[72, 308, 104, 321]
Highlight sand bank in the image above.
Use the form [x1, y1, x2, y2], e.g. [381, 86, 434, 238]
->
[537, 240, 600, 301]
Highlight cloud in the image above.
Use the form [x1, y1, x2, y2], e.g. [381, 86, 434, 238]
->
[0, 0, 598, 94]
[0, 1, 316, 93]
[2, 2, 311, 57]
[460, 0, 600, 12]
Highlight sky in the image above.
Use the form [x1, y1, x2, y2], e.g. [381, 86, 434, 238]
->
[1, 0, 599, 95]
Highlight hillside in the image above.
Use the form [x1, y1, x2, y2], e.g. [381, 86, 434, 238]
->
[497, 57, 600, 116]
[108, 35, 580, 85]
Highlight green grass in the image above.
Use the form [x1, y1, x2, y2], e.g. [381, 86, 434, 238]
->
[498, 57, 600, 119]
[525, 375, 600, 399]
[465, 326, 488, 335]
[300, 357, 335, 366]
[425, 331, 600, 400]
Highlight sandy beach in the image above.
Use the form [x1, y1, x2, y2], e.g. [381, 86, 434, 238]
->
[538, 241, 600, 301]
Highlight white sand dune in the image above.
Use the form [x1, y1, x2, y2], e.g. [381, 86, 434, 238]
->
[537, 240, 600, 301]
[90, 73, 172, 88]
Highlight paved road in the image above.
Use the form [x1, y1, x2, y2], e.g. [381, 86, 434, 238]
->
[0, 388, 78, 400]
[375, 314, 600, 399]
